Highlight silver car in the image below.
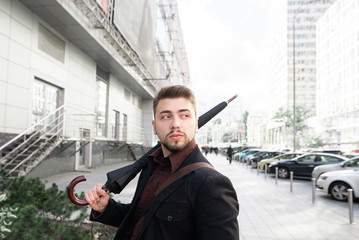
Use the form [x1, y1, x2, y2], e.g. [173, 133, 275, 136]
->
[312, 156, 359, 180]
[316, 169, 359, 201]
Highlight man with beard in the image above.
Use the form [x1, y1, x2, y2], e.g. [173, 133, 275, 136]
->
[85, 85, 239, 240]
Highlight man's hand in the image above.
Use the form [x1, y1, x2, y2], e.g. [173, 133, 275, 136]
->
[85, 184, 110, 213]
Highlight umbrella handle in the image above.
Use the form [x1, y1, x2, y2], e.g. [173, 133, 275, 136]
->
[67, 175, 89, 206]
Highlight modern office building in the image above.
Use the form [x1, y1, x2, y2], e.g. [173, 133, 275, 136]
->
[0, 0, 189, 178]
[265, 0, 335, 149]
[315, 0, 359, 151]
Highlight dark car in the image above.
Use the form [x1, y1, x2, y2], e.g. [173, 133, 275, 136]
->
[268, 153, 348, 179]
[242, 149, 265, 163]
[247, 151, 283, 168]
[236, 149, 262, 163]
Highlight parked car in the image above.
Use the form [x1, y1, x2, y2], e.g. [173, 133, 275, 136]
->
[242, 149, 264, 164]
[233, 149, 249, 161]
[316, 169, 359, 201]
[247, 151, 283, 168]
[234, 149, 261, 163]
[268, 153, 348, 179]
[258, 152, 303, 171]
[312, 156, 359, 180]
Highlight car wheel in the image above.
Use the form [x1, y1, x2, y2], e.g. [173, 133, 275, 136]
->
[252, 161, 257, 168]
[278, 167, 289, 179]
[329, 182, 351, 201]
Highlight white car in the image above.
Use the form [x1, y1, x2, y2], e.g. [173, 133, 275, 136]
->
[312, 157, 359, 180]
[316, 169, 359, 201]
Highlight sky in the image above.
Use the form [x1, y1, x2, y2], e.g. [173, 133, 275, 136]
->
[177, 0, 273, 122]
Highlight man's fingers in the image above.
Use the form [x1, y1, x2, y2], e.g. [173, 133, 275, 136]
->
[85, 191, 94, 205]
[96, 184, 106, 196]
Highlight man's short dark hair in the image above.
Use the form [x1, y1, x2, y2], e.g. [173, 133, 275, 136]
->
[153, 85, 196, 117]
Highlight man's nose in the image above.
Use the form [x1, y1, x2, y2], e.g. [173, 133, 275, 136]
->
[171, 116, 180, 129]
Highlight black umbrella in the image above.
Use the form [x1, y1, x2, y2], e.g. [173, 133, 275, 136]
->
[67, 95, 237, 206]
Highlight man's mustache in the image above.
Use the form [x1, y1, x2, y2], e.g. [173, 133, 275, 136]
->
[166, 130, 185, 138]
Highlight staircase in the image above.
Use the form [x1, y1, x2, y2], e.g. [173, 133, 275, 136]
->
[0, 106, 65, 177]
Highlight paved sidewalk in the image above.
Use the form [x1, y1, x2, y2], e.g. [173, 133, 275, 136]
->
[206, 153, 359, 240]
[42, 153, 359, 239]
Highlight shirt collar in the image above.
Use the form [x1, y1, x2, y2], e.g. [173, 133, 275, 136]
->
[148, 139, 197, 174]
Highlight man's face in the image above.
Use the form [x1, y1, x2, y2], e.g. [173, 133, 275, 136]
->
[152, 97, 198, 157]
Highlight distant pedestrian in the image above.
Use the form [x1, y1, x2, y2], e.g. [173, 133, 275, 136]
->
[214, 147, 218, 155]
[227, 145, 233, 164]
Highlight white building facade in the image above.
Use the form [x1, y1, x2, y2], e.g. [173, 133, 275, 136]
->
[265, 0, 335, 150]
[315, 0, 359, 151]
[0, 0, 189, 178]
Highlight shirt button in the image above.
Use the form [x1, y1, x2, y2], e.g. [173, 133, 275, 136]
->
[167, 215, 173, 221]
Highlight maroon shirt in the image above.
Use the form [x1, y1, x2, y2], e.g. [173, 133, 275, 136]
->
[130, 140, 197, 240]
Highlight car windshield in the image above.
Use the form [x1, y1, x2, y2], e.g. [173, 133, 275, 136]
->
[344, 158, 359, 167]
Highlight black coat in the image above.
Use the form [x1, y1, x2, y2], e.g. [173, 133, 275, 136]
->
[91, 146, 239, 240]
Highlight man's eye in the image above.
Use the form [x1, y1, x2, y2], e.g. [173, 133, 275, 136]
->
[162, 115, 171, 119]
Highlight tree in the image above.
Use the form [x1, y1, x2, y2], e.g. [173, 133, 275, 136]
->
[306, 136, 326, 148]
[0, 170, 116, 239]
[207, 126, 212, 143]
[272, 106, 310, 148]
[222, 132, 230, 142]
[207, 118, 221, 143]
[242, 111, 249, 142]
[272, 106, 309, 133]
[213, 118, 222, 125]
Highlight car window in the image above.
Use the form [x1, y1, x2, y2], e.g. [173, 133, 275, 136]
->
[281, 154, 296, 160]
[297, 155, 316, 162]
[344, 159, 359, 167]
[325, 156, 341, 163]
[318, 156, 328, 162]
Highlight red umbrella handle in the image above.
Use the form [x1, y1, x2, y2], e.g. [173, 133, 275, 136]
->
[67, 175, 89, 206]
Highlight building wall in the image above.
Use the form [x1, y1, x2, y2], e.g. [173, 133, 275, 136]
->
[107, 75, 146, 143]
[265, 0, 335, 150]
[286, 0, 335, 116]
[0, 0, 146, 177]
[0, 0, 190, 177]
[0, 0, 147, 141]
[0, 0, 96, 134]
[266, 0, 288, 116]
[316, 0, 359, 151]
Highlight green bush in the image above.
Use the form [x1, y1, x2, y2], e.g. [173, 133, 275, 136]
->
[0, 170, 96, 239]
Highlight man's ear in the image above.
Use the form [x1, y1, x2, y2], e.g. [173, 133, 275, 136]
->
[152, 120, 157, 135]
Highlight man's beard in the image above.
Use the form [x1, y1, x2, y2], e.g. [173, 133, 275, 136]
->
[161, 131, 192, 153]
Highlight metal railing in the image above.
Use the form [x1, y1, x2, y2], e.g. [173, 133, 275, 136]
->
[0, 102, 151, 175]
[0, 105, 65, 176]
[109, 123, 150, 146]
[65, 106, 96, 141]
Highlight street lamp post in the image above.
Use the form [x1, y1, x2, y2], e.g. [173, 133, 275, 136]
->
[292, 13, 296, 151]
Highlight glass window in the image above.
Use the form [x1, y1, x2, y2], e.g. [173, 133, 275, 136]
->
[297, 155, 316, 162]
[95, 79, 108, 137]
[344, 159, 359, 167]
[32, 78, 61, 132]
[325, 156, 341, 163]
